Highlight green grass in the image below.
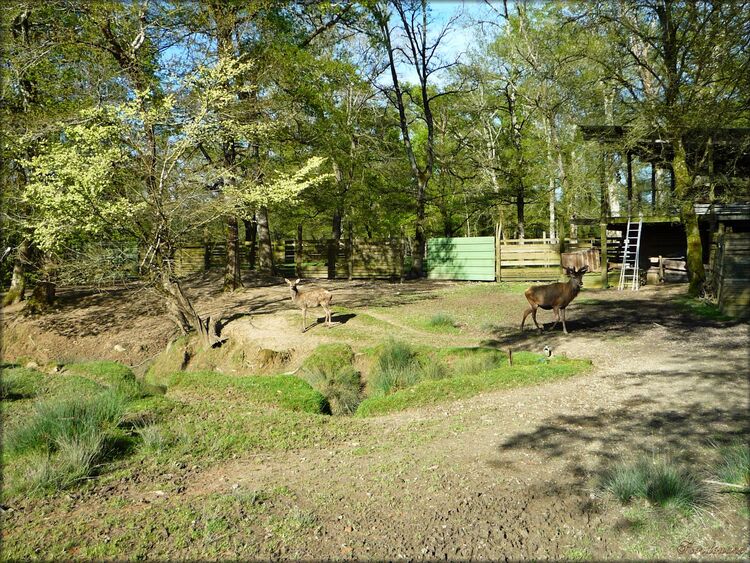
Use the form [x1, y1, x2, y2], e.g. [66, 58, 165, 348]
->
[425, 312, 458, 331]
[356, 355, 590, 416]
[367, 339, 448, 397]
[716, 442, 750, 488]
[0, 365, 45, 399]
[603, 458, 707, 512]
[166, 371, 328, 414]
[674, 295, 732, 321]
[300, 346, 363, 415]
[4, 389, 128, 495]
[65, 361, 143, 399]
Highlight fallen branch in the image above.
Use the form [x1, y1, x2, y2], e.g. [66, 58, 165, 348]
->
[702, 479, 750, 493]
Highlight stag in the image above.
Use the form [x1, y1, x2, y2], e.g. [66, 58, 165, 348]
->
[521, 266, 588, 334]
[284, 278, 333, 332]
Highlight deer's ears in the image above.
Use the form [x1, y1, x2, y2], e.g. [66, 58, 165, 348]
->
[295, 278, 301, 284]
[284, 278, 292, 285]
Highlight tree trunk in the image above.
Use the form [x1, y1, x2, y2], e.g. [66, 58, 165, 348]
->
[516, 187, 525, 242]
[332, 207, 343, 241]
[672, 138, 705, 296]
[257, 206, 273, 274]
[411, 177, 427, 277]
[223, 215, 241, 291]
[242, 216, 257, 270]
[5, 239, 31, 305]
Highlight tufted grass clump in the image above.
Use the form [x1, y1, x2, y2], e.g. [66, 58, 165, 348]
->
[368, 339, 450, 397]
[603, 458, 707, 512]
[6, 389, 126, 457]
[0, 366, 45, 400]
[301, 345, 362, 416]
[716, 442, 750, 488]
[5, 389, 127, 494]
[426, 313, 456, 328]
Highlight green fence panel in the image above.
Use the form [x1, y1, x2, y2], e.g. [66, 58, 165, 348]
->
[426, 236, 496, 281]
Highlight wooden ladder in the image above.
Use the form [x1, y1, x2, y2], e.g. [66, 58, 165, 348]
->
[618, 216, 643, 290]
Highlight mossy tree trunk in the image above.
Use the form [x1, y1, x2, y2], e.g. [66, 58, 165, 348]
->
[672, 137, 705, 296]
[5, 239, 31, 305]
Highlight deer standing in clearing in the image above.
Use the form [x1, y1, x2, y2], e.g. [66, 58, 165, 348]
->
[284, 278, 333, 332]
[521, 266, 588, 334]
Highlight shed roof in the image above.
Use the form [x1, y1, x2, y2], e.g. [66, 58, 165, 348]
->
[578, 125, 750, 177]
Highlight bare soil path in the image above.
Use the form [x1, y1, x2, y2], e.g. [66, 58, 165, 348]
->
[2, 279, 748, 560]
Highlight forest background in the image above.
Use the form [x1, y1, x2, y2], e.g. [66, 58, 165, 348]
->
[2, 0, 749, 335]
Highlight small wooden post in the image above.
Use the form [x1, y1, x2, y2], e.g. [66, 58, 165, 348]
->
[658, 255, 664, 283]
[508, 348, 513, 366]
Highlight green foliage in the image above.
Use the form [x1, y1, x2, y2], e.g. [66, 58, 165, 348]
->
[301, 344, 362, 415]
[167, 372, 327, 414]
[0, 366, 45, 400]
[603, 459, 707, 512]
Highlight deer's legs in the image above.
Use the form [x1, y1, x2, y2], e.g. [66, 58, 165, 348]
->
[302, 307, 307, 332]
[549, 307, 561, 331]
[522, 305, 542, 332]
[561, 308, 568, 334]
[323, 304, 332, 326]
[521, 306, 535, 330]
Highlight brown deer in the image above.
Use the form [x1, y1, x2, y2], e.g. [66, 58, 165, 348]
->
[284, 278, 333, 332]
[521, 266, 588, 334]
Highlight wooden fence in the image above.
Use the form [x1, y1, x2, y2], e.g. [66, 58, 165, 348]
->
[714, 232, 750, 319]
[171, 235, 637, 284]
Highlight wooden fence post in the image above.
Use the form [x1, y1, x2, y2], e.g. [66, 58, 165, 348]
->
[495, 224, 502, 282]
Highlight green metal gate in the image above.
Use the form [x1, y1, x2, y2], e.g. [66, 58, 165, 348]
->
[425, 236, 496, 281]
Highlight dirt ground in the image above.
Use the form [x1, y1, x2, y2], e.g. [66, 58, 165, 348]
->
[2, 275, 749, 559]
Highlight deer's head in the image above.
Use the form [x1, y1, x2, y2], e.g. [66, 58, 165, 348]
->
[565, 266, 588, 290]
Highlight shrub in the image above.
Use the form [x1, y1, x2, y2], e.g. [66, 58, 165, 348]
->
[0, 366, 45, 400]
[603, 458, 706, 511]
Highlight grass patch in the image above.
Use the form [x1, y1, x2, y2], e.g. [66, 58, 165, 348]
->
[716, 442, 750, 488]
[674, 295, 732, 321]
[357, 354, 589, 416]
[603, 458, 707, 512]
[425, 312, 458, 331]
[4, 389, 127, 495]
[167, 372, 327, 414]
[65, 361, 144, 399]
[301, 348, 362, 415]
[0, 366, 45, 399]
[366, 339, 449, 397]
